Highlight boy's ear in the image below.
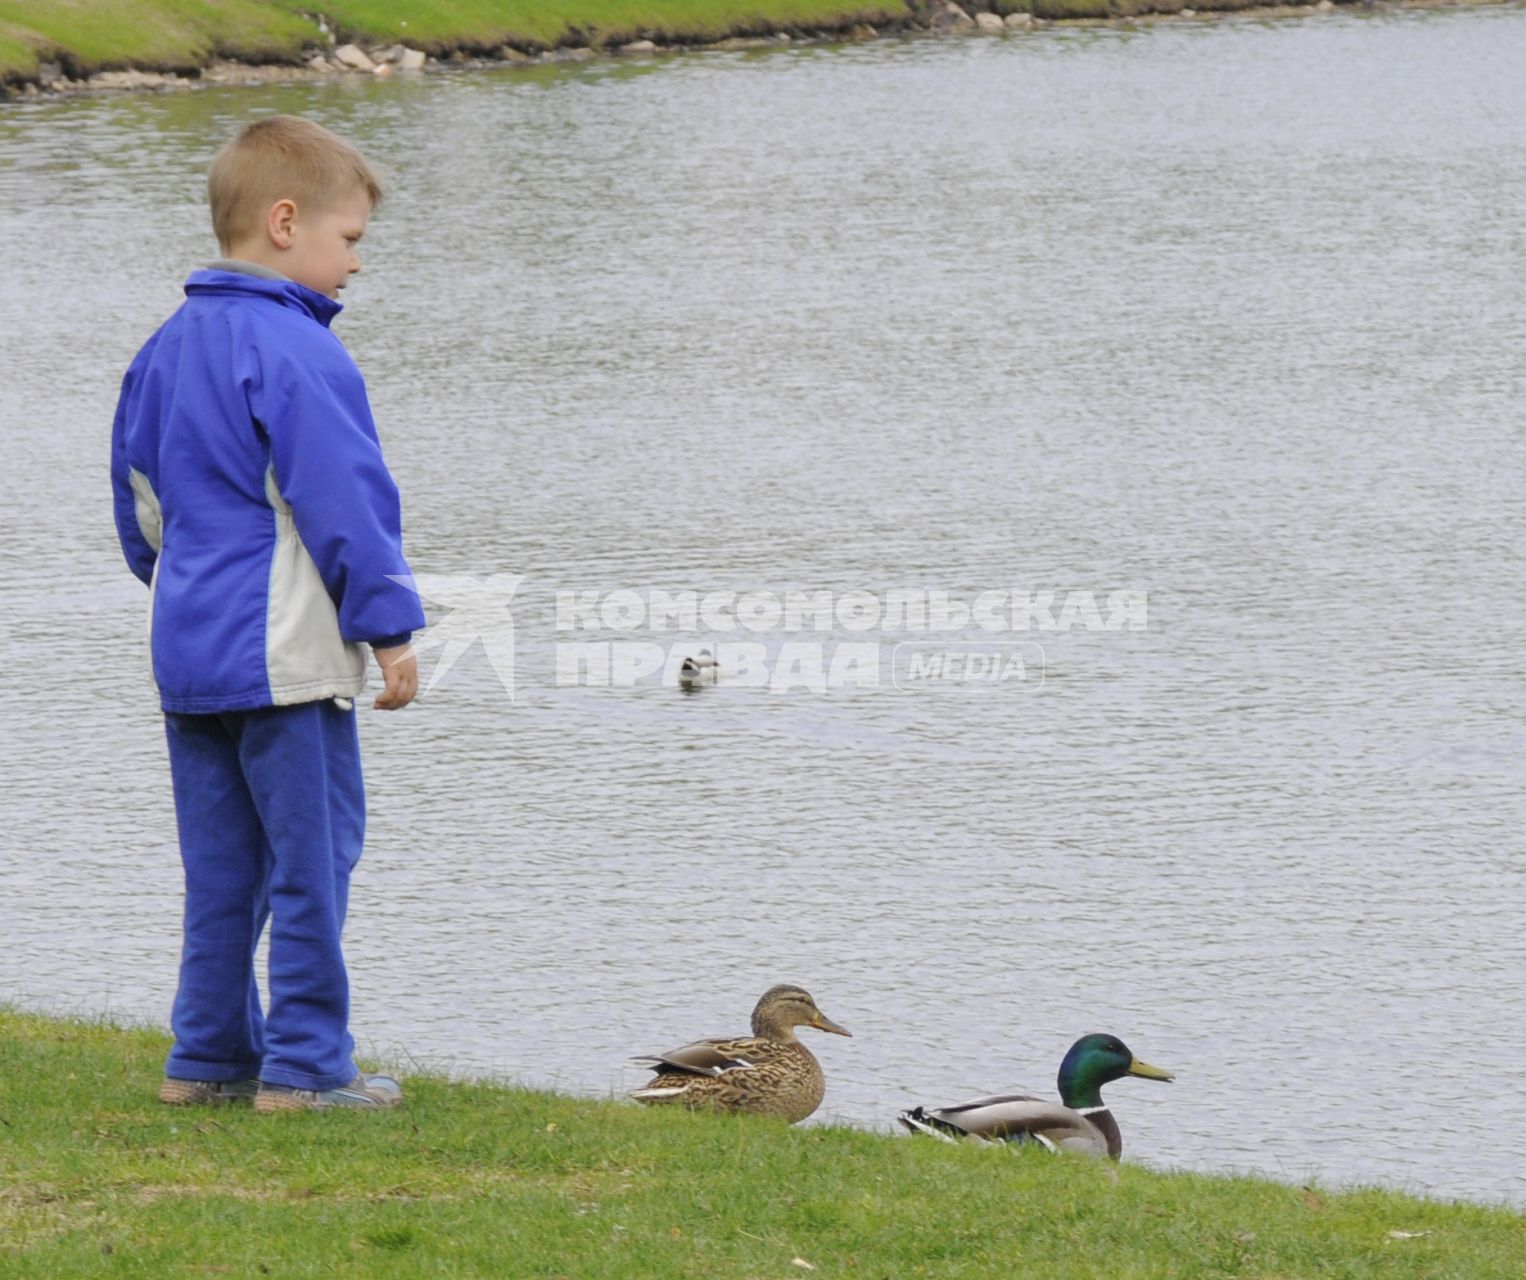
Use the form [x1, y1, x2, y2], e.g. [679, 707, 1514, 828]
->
[266, 199, 298, 250]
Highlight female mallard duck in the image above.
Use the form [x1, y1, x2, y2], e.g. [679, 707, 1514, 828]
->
[630, 985, 851, 1124]
[898, 1033, 1173, 1159]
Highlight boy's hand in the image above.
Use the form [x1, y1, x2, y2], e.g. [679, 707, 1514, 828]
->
[373, 643, 418, 710]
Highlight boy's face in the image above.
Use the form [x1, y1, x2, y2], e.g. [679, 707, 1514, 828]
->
[283, 187, 372, 300]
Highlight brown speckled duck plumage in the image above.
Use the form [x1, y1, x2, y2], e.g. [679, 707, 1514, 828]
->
[629, 985, 852, 1124]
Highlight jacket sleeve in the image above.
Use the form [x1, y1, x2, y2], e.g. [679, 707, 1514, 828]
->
[111, 365, 159, 587]
[247, 337, 427, 646]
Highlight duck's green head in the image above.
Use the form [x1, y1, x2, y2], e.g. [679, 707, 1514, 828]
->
[1057, 1033, 1174, 1109]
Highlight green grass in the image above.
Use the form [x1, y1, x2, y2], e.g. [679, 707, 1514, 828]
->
[276, 0, 912, 50]
[0, 1009, 1521, 1278]
[0, 0, 910, 83]
[0, 0, 316, 79]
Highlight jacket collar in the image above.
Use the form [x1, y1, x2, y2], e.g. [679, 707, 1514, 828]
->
[205, 257, 287, 281]
[184, 267, 343, 328]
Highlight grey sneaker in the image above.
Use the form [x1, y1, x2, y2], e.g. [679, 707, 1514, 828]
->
[253, 1073, 403, 1112]
[159, 1077, 261, 1106]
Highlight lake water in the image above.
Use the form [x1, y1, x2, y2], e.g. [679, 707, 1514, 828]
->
[2, 3, 1523, 1208]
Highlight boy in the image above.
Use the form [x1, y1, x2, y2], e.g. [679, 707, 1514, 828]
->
[110, 115, 425, 1111]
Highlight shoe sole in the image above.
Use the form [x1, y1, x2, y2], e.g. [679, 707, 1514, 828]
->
[158, 1079, 256, 1106]
[253, 1090, 317, 1113]
[253, 1090, 403, 1113]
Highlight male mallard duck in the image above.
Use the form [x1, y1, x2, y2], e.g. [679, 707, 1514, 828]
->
[630, 984, 851, 1124]
[678, 648, 718, 688]
[898, 1033, 1173, 1159]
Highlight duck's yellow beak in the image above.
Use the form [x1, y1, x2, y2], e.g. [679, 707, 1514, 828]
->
[811, 1012, 852, 1037]
[1128, 1057, 1174, 1082]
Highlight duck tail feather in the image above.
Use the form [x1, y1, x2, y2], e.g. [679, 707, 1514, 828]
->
[897, 1107, 962, 1142]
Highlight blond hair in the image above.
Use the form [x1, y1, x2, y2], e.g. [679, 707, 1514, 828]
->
[208, 115, 382, 251]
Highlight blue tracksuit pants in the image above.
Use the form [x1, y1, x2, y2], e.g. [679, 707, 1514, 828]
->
[163, 700, 365, 1091]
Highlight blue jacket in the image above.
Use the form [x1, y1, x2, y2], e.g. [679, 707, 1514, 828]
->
[111, 268, 425, 713]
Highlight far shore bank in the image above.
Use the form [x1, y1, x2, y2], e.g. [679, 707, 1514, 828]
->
[0, 0, 1506, 101]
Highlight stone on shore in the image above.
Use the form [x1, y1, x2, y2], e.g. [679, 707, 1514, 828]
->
[1004, 11, 1036, 28]
[307, 53, 331, 71]
[496, 46, 530, 63]
[373, 44, 408, 64]
[399, 48, 428, 70]
[621, 40, 658, 54]
[90, 68, 177, 90]
[931, 4, 977, 31]
[850, 23, 878, 39]
[206, 59, 325, 85]
[333, 43, 376, 71]
[975, 12, 1006, 32]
